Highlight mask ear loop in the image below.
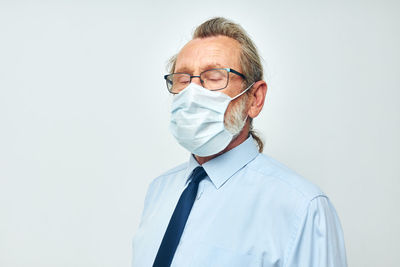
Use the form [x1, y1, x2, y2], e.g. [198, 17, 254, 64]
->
[230, 82, 255, 100]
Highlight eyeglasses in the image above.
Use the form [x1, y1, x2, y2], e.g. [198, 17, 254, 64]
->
[164, 68, 246, 94]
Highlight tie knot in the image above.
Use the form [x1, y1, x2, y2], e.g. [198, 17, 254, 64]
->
[189, 166, 207, 185]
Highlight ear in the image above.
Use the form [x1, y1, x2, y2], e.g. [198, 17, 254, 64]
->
[247, 80, 267, 118]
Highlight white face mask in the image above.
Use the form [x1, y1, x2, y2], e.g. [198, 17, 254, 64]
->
[169, 82, 253, 157]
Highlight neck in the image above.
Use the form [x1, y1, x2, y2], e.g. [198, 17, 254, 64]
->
[194, 121, 250, 165]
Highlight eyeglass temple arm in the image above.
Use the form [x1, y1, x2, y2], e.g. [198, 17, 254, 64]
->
[227, 68, 246, 80]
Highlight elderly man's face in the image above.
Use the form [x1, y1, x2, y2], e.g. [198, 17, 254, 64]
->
[175, 35, 249, 130]
[175, 36, 244, 97]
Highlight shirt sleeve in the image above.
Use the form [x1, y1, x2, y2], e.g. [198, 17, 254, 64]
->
[284, 196, 347, 267]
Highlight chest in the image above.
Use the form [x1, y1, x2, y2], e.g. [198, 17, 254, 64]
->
[133, 179, 297, 267]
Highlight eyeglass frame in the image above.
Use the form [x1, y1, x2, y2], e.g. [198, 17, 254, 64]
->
[163, 68, 247, 94]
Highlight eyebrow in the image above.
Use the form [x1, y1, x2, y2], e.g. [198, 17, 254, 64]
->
[174, 67, 192, 74]
[200, 63, 225, 72]
[174, 63, 226, 74]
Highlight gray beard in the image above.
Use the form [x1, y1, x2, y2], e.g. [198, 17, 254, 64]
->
[224, 95, 248, 137]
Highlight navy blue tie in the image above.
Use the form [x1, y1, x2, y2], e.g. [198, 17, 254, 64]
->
[153, 166, 207, 267]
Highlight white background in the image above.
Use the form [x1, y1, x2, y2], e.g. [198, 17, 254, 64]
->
[1, 0, 399, 266]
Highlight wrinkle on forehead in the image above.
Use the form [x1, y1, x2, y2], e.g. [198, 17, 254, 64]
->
[175, 36, 241, 74]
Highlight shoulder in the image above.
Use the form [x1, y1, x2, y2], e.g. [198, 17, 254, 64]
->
[148, 162, 188, 191]
[141, 162, 188, 211]
[246, 153, 325, 203]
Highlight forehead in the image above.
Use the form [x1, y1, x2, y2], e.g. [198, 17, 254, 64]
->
[175, 35, 241, 73]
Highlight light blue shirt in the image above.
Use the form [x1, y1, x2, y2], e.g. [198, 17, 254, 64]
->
[132, 137, 347, 266]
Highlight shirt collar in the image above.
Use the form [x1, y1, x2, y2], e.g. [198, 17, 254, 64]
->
[184, 136, 259, 189]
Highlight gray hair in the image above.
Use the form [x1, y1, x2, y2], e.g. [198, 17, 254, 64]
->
[168, 17, 265, 153]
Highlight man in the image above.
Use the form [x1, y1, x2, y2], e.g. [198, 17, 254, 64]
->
[132, 17, 347, 267]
